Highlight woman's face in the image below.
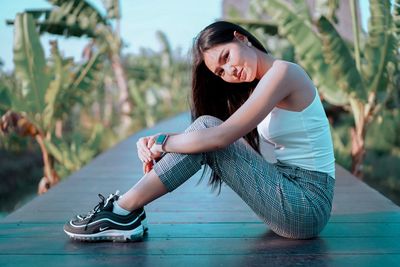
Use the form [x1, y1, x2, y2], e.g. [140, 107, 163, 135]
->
[203, 34, 258, 83]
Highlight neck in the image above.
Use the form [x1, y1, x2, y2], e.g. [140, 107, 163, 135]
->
[255, 49, 276, 80]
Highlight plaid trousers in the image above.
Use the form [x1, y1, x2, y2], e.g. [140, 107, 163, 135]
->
[153, 115, 335, 239]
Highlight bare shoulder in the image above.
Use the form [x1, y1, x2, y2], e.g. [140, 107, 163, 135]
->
[271, 60, 316, 111]
[272, 60, 305, 74]
[265, 60, 308, 82]
[266, 60, 313, 87]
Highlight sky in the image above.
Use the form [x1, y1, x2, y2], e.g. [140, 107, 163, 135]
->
[0, 0, 222, 71]
[0, 0, 376, 72]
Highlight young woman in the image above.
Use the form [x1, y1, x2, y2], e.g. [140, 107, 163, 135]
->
[64, 21, 335, 241]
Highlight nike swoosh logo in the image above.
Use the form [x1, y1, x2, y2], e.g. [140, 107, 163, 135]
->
[99, 227, 109, 231]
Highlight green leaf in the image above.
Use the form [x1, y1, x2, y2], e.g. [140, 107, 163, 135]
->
[290, 0, 313, 22]
[317, 16, 367, 102]
[43, 41, 63, 129]
[366, 109, 398, 151]
[364, 0, 398, 95]
[71, 50, 103, 91]
[102, 0, 120, 19]
[45, 126, 103, 172]
[46, 48, 104, 120]
[156, 31, 173, 84]
[30, 0, 110, 37]
[0, 84, 11, 113]
[394, 0, 400, 42]
[13, 13, 51, 115]
[255, 0, 348, 106]
[42, 138, 63, 164]
[314, 0, 340, 23]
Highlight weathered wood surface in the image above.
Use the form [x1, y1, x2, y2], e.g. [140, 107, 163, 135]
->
[1, 112, 399, 267]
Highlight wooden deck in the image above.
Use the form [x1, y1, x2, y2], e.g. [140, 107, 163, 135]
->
[1, 112, 400, 267]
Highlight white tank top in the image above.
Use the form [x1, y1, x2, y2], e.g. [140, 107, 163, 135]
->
[257, 87, 336, 179]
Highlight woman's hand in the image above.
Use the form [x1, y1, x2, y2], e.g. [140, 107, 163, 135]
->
[136, 134, 164, 162]
[137, 135, 156, 163]
[150, 141, 164, 157]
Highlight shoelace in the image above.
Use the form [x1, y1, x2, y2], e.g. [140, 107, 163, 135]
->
[82, 190, 119, 230]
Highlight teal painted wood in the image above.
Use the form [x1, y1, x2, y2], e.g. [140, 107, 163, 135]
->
[1, 112, 399, 267]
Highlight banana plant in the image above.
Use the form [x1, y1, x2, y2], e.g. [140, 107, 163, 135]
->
[43, 123, 103, 178]
[11, 0, 134, 136]
[250, 0, 399, 178]
[317, 0, 398, 177]
[4, 13, 56, 194]
[249, 0, 349, 106]
[1, 12, 105, 194]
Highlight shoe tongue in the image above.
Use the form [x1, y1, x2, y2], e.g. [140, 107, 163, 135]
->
[103, 194, 119, 212]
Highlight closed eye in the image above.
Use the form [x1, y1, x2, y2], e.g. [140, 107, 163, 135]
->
[217, 52, 229, 76]
[224, 51, 229, 62]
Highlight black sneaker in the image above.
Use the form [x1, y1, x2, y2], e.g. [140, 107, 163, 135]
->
[64, 191, 148, 242]
[73, 191, 149, 233]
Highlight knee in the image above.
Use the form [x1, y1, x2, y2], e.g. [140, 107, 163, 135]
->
[185, 115, 223, 133]
[193, 115, 223, 128]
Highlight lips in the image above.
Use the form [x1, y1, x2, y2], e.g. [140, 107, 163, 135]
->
[238, 69, 243, 80]
[238, 68, 246, 81]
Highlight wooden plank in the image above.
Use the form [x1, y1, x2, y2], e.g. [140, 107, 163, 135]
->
[4, 210, 400, 224]
[0, 236, 400, 255]
[1, 222, 400, 238]
[1, 254, 399, 267]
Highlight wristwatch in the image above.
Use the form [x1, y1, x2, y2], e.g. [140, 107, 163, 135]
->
[155, 134, 169, 152]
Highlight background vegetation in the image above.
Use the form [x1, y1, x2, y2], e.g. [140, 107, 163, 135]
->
[0, 0, 190, 214]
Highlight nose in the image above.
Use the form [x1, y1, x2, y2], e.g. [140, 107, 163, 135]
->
[224, 64, 236, 77]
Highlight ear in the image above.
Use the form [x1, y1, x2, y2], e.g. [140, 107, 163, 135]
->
[233, 31, 249, 43]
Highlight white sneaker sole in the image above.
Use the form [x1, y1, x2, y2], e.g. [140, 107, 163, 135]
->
[64, 224, 145, 242]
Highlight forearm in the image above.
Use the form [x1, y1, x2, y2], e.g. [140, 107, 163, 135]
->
[163, 126, 226, 154]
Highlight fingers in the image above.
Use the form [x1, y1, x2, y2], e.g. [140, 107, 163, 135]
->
[143, 161, 153, 174]
[147, 135, 156, 148]
[137, 134, 165, 164]
[139, 149, 152, 163]
[136, 137, 152, 162]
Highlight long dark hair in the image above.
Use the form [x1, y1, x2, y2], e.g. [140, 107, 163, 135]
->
[191, 21, 269, 193]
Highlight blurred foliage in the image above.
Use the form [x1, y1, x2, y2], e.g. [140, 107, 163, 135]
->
[42, 123, 104, 178]
[11, 0, 134, 136]
[1, 1, 190, 204]
[102, 0, 120, 19]
[1, 12, 110, 193]
[326, 97, 400, 205]
[126, 31, 190, 129]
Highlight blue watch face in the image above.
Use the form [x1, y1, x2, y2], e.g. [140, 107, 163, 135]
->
[156, 134, 167, 145]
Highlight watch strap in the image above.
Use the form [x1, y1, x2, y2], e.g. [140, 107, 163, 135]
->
[155, 134, 169, 152]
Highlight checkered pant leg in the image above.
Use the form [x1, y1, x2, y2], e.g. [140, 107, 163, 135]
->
[153, 115, 220, 191]
[153, 115, 334, 239]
